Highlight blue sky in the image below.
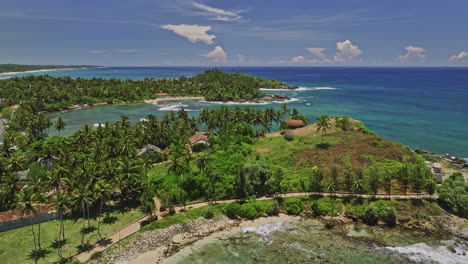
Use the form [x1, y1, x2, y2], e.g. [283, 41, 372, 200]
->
[1, 0, 468, 66]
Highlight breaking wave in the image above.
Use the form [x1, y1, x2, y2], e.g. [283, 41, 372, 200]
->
[298, 87, 338, 90]
[242, 222, 284, 244]
[382, 240, 468, 264]
[155, 102, 199, 111]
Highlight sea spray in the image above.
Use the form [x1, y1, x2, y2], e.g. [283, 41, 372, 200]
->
[381, 240, 468, 264]
[241, 222, 284, 244]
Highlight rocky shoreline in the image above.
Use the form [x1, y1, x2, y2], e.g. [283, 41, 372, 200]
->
[90, 209, 467, 264]
[92, 216, 238, 264]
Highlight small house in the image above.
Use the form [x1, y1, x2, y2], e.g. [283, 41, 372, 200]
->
[189, 133, 209, 147]
[284, 120, 305, 129]
[432, 163, 442, 173]
[137, 144, 162, 156]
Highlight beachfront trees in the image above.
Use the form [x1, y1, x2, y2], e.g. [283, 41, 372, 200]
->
[15, 189, 40, 263]
[316, 114, 331, 145]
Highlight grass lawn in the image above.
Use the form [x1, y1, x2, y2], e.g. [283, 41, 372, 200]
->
[0, 204, 145, 264]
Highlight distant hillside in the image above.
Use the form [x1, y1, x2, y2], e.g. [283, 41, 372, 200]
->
[0, 64, 97, 74]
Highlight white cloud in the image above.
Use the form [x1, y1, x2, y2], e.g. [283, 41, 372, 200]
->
[203, 46, 228, 63]
[397, 46, 426, 62]
[237, 54, 246, 63]
[161, 24, 215, 44]
[191, 2, 243, 22]
[333, 40, 363, 62]
[449, 51, 467, 62]
[290, 56, 305, 63]
[306, 47, 331, 62]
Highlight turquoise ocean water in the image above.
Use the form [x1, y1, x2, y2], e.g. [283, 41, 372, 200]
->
[3, 67, 467, 157]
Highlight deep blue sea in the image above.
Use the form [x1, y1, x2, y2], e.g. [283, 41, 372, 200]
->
[3, 67, 468, 157]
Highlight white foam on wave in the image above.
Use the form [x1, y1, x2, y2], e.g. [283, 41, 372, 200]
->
[201, 100, 270, 105]
[381, 240, 468, 264]
[260, 88, 297, 91]
[201, 98, 299, 105]
[155, 102, 199, 111]
[242, 222, 284, 244]
[298, 87, 338, 90]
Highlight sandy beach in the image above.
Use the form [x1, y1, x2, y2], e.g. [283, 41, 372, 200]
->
[0, 67, 91, 76]
[144, 96, 205, 104]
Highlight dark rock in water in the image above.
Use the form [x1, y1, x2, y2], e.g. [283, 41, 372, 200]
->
[262, 94, 291, 102]
[415, 148, 434, 155]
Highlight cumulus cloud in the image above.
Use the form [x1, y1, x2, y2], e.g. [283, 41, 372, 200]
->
[203, 46, 228, 63]
[306, 47, 331, 62]
[192, 2, 243, 22]
[161, 24, 215, 44]
[397, 46, 426, 62]
[333, 40, 363, 62]
[290, 56, 305, 63]
[449, 51, 467, 61]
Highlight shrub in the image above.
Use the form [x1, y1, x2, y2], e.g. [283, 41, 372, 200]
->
[364, 200, 396, 225]
[257, 200, 279, 216]
[285, 198, 303, 215]
[168, 207, 176, 215]
[371, 140, 383, 148]
[240, 203, 260, 219]
[312, 198, 339, 216]
[204, 209, 214, 219]
[225, 202, 241, 219]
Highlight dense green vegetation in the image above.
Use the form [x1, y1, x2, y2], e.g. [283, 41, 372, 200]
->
[0, 69, 290, 111]
[142, 196, 446, 232]
[437, 172, 468, 217]
[0, 64, 95, 74]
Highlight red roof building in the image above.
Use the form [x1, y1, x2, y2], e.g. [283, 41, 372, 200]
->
[284, 120, 305, 128]
[189, 133, 209, 146]
[155, 93, 169, 97]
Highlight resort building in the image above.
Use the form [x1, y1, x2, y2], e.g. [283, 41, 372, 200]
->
[189, 133, 209, 147]
[284, 120, 305, 129]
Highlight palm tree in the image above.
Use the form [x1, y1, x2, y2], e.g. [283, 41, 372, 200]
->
[72, 184, 94, 245]
[50, 191, 72, 258]
[54, 117, 67, 134]
[316, 115, 331, 145]
[15, 190, 39, 262]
